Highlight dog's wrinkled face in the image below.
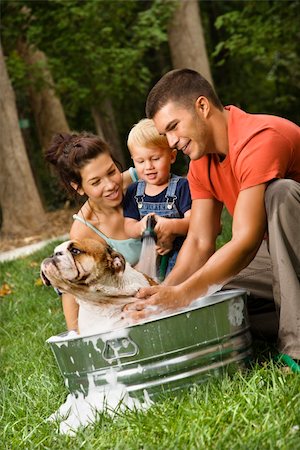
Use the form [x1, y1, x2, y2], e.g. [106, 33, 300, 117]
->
[40, 239, 126, 296]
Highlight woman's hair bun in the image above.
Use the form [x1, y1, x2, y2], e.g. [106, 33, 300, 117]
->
[45, 132, 78, 166]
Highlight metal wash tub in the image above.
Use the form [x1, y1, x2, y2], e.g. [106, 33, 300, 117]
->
[47, 289, 252, 400]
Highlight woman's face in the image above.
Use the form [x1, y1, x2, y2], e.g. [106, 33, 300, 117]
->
[78, 153, 123, 207]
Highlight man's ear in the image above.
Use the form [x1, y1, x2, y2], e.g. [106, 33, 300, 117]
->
[195, 96, 210, 119]
[70, 182, 84, 196]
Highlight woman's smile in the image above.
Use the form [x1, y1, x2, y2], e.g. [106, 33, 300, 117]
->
[105, 187, 121, 201]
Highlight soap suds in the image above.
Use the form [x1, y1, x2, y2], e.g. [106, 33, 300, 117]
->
[48, 370, 153, 436]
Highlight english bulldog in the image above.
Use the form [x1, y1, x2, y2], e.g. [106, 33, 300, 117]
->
[40, 238, 157, 336]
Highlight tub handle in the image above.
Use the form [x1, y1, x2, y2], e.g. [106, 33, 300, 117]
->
[102, 336, 139, 363]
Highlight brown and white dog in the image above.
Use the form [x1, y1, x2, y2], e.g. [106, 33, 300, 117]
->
[40, 238, 156, 336]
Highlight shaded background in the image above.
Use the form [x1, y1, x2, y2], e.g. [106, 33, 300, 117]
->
[1, 0, 299, 239]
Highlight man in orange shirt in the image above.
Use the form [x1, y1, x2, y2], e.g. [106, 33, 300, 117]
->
[126, 68, 300, 368]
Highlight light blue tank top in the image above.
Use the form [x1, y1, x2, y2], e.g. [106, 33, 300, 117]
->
[73, 214, 142, 266]
[73, 167, 141, 266]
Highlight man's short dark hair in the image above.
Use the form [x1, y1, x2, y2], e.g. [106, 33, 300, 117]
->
[146, 68, 223, 118]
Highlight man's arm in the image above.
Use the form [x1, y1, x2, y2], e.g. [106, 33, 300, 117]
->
[124, 184, 267, 318]
[164, 198, 222, 285]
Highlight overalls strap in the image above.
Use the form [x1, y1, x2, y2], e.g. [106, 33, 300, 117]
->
[134, 175, 181, 210]
[134, 180, 146, 209]
[165, 175, 180, 210]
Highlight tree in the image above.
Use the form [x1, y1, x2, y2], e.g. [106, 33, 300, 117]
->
[18, 42, 70, 152]
[0, 41, 46, 238]
[16, 0, 174, 156]
[168, 0, 213, 85]
[91, 100, 126, 168]
[2, 1, 175, 167]
[205, 0, 300, 122]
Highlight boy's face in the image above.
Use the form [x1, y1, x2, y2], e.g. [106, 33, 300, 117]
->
[131, 145, 177, 186]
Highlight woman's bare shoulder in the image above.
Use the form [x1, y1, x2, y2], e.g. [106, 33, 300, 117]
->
[70, 203, 94, 240]
[69, 219, 106, 245]
[69, 219, 88, 240]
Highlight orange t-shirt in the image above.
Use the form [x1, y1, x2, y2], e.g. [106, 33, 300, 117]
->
[188, 105, 300, 215]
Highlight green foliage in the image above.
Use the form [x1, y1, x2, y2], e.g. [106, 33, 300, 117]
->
[1, 0, 176, 209]
[2, 0, 300, 212]
[1, 244, 300, 448]
[204, 0, 300, 122]
[5, 51, 28, 90]
[216, 208, 232, 249]
[2, 0, 175, 117]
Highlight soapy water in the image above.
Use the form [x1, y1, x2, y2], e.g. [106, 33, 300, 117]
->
[48, 370, 153, 436]
[135, 235, 157, 280]
[47, 285, 225, 435]
[48, 329, 153, 435]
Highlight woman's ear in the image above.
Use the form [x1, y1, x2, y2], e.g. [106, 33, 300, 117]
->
[71, 182, 84, 196]
[195, 96, 210, 119]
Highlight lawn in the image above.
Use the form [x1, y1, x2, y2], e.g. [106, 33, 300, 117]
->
[1, 233, 300, 449]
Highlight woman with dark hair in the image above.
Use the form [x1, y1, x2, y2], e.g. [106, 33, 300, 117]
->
[45, 132, 141, 332]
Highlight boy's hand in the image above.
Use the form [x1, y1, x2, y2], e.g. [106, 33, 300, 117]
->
[139, 213, 155, 236]
[153, 215, 175, 254]
[156, 242, 172, 255]
[153, 215, 175, 245]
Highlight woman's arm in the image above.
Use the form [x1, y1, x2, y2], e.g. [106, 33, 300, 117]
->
[122, 167, 137, 192]
[62, 293, 79, 331]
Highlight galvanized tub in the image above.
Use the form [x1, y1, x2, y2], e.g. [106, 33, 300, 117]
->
[47, 289, 252, 400]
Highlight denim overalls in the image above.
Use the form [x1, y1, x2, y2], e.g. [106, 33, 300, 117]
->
[134, 174, 185, 277]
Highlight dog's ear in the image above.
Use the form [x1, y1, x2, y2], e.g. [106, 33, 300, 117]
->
[106, 246, 126, 274]
[112, 254, 125, 273]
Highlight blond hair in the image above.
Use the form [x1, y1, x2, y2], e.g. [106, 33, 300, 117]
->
[127, 118, 171, 153]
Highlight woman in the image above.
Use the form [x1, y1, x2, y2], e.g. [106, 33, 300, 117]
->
[45, 132, 141, 331]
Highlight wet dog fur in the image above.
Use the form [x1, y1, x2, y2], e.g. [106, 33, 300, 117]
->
[41, 238, 156, 335]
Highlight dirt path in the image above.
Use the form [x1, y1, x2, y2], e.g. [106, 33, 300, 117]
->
[0, 207, 76, 253]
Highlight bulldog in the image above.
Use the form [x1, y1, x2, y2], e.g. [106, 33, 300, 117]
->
[40, 238, 157, 335]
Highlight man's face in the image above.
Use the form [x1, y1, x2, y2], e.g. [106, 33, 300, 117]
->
[153, 101, 210, 161]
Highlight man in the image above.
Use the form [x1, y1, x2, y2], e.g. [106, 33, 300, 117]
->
[125, 68, 300, 366]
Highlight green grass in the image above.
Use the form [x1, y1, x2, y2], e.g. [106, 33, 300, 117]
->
[1, 240, 300, 449]
[216, 208, 232, 249]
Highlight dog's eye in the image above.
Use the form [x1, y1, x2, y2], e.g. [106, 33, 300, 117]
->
[70, 247, 82, 255]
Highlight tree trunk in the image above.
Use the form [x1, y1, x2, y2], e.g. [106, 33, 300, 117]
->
[0, 42, 46, 238]
[92, 98, 126, 168]
[18, 42, 70, 151]
[168, 0, 213, 86]
[91, 106, 105, 140]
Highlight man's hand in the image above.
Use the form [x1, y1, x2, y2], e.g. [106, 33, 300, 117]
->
[122, 284, 190, 321]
